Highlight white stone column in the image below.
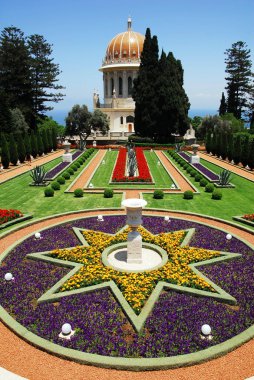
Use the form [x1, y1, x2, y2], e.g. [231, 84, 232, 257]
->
[123, 70, 127, 98]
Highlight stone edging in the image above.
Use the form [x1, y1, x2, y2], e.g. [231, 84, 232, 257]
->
[233, 216, 254, 228]
[0, 214, 33, 230]
[1, 210, 254, 370]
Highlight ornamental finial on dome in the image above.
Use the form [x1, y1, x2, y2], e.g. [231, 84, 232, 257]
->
[127, 16, 132, 31]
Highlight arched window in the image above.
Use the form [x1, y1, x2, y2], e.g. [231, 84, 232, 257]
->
[120, 116, 124, 124]
[111, 78, 114, 96]
[126, 115, 134, 123]
[119, 77, 123, 96]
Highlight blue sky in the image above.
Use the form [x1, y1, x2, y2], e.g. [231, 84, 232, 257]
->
[1, 0, 254, 124]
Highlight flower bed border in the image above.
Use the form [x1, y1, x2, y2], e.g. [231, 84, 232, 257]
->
[45, 150, 84, 181]
[1, 210, 254, 370]
[0, 214, 33, 230]
[233, 216, 254, 227]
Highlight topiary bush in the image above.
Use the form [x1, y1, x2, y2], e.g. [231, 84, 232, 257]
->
[57, 176, 65, 185]
[74, 188, 84, 197]
[195, 174, 202, 182]
[200, 178, 208, 187]
[190, 170, 196, 177]
[186, 167, 192, 174]
[44, 187, 54, 197]
[153, 190, 164, 199]
[212, 189, 222, 200]
[78, 159, 83, 165]
[67, 168, 74, 175]
[62, 172, 70, 179]
[183, 163, 189, 170]
[51, 181, 60, 190]
[183, 190, 194, 199]
[205, 183, 215, 193]
[70, 165, 78, 171]
[104, 188, 114, 198]
[75, 162, 81, 168]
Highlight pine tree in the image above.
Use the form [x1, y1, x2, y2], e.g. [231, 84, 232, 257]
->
[1, 133, 10, 168]
[30, 130, 38, 158]
[219, 92, 227, 115]
[0, 27, 32, 124]
[8, 133, 18, 165]
[27, 34, 65, 126]
[0, 90, 12, 134]
[16, 134, 26, 163]
[225, 41, 253, 119]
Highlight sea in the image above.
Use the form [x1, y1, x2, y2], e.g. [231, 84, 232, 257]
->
[47, 109, 218, 126]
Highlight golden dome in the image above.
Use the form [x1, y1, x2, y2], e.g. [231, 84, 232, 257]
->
[104, 18, 144, 64]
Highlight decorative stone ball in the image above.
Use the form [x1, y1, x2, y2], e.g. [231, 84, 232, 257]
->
[97, 215, 104, 221]
[201, 324, 211, 336]
[61, 323, 72, 335]
[226, 233, 232, 240]
[35, 232, 41, 239]
[164, 216, 170, 222]
[4, 273, 13, 281]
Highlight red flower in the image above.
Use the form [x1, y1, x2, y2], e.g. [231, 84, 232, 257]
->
[0, 209, 23, 225]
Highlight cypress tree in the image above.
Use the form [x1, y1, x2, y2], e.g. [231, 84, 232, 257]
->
[37, 132, 44, 155]
[227, 133, 234, 161]
[233, 134, 242, 164]
[211, 132, 217, 155]
[41, 128, 49, 153]
[247, 137, 254, 169]
[219, 92, 227, 115]
[221, 132, 228, 160]
[52, 127, 57, 150]
[205, 130, 212, 153]
[241, 134, 250, 167]
[8, 133, 18, 165]
[16, 133, 26, 163]
[47, 128, 53, 151]
[30, 130, 38, 158]
[1, 133, 10, 168]
[132, 28, 159, 138]
[24, 134, 31, 157]
[0, 90, 12, 134]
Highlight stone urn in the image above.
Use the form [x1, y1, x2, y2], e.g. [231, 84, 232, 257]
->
[190, 144, 200, 164]
[62, 140, 72, 163]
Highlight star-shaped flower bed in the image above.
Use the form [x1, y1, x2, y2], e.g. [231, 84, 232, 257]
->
[27, 225, 240, 331]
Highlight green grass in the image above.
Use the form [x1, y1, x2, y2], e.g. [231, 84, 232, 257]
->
[90, 151, 118, 187]
[144, 151, 173, 187]
[144, 153, 254, 227]
[0, 154, 122, 224]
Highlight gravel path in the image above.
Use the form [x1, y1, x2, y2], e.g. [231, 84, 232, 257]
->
[1, 209, 254, 380]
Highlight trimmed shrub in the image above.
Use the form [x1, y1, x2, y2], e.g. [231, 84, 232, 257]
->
[62, 172, 70, 179]
[183, 163, 189, 170]
[200, 178, 208, 187]
[205, 183, 215, 193]
[183, 190, 194, 199]
[51, 181, 60, 190]
[57, 176, 65, 185]
[67, 168, 74, 175]
[104, 188, 114, 198]
[186, 167, 192, 174]
[78, 159, 83, 165]
[70, 165, 78, 171]
[212, 190, 222, 200]
[153, 190, 164, 199]
[190, 170, 196, 177]
[44, 187, 54, 197]
[195, 174, 202, 182]
[74, 188, 84, 197]
[75, 162, 81, 168]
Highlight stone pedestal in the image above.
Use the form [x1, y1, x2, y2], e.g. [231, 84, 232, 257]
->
[62, 153, 72, 162]
[190, 154, 200, 164]
[127, 229, 142, 263]
[121, 199, 147, 264]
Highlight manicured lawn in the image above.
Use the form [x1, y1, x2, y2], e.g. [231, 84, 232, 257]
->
[0, 155, 122, 225]
[144, 150, 173, 187]
[90, 150, 118, 187]
[144, 154, 254, 226]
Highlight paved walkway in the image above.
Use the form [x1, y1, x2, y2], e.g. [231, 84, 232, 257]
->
[0, 150, 64, 184]
[0, 209, 254, 380]
[198, 152, 254, 182]
[68, 150, 106, 191]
